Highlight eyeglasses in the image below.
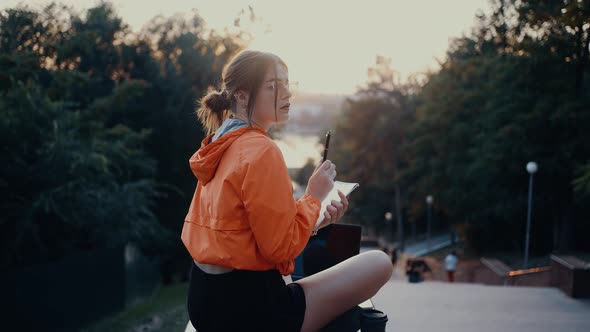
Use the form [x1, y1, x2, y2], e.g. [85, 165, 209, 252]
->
[267, 80, 299, 94]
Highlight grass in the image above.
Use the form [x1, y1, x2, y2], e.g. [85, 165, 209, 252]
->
[81, 282, 189, 332]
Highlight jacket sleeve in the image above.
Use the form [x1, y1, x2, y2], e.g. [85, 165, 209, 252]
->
[241, 142, 321, 269]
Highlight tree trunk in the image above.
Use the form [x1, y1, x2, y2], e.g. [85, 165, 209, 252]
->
[553, 217, 560, 252]
[559, 213, 573, 252]
[553, 212, 574, 252]
[574, 19, 589, 94]
[394, 182, 404, 251]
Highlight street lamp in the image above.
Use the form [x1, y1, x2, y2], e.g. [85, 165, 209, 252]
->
[426, 195, 433, 253]
[385, 212, 393, 243]
[524, 161, 538, 269]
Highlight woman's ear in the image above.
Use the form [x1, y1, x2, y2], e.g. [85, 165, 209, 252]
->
[234, 90, 249, 106]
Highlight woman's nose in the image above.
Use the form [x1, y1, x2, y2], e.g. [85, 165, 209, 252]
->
[283, 86, 293, 99]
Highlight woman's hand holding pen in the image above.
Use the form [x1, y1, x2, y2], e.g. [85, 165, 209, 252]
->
[305, 160, 349, 229]
[305, 160, 336, 202]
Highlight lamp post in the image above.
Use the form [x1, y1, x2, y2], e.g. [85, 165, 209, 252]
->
[524, 162, 538, 269]
[426, 195, 433, 253]
[385, 212, 393, 244]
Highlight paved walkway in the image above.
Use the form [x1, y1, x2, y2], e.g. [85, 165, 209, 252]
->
[361, 232, 454, 257]
[372, 280, 590, 332]
[403, 232, 453, 256]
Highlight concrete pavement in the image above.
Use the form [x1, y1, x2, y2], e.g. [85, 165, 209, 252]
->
[372, 280, 590, 332]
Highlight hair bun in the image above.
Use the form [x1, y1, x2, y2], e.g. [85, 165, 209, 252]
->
[203, 90, 233, 114]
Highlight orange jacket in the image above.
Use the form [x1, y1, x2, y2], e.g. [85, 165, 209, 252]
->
[181, 125, 321, 275]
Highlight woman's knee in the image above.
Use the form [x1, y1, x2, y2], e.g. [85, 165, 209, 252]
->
[364, 250, 393, 283]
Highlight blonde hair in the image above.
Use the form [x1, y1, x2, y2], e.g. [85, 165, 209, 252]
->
[197, 90, 233, 135]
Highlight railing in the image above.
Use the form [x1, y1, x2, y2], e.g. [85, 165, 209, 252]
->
[475, 258, 551, 287]
[505, 266, 552, 287]
[471, 255, 590, 298]
[507, 266, 551, 277]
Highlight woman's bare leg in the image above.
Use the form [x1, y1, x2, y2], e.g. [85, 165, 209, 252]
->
[296, 250, 393, 332]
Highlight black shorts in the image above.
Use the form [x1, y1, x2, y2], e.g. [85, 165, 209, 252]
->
[187, 262, 307, 332]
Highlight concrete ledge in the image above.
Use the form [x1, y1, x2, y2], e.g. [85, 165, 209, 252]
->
[480, 258, 511, 276]
[550, 254, 590, 298]
[474, 258, 511, 285]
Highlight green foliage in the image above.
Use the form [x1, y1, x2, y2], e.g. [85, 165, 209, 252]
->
[0, 1, 245, 269]
[295, 158, 316, 186]
[574, 162, 590, 196]
[331, 57, 419, 230]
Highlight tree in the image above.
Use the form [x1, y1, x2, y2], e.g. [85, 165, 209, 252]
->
[331, 56, 419, 237]
[0, 2, 248, 272]
[406, 0, 590, 252]
[332, 0, 590, 254]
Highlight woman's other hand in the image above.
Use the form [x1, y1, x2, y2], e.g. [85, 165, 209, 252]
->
[318, 190, 349, 229]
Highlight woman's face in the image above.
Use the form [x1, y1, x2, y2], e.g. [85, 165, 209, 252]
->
[249, 63, 292, 130]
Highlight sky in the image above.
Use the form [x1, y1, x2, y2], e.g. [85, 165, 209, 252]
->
[2, 0, 490, 95]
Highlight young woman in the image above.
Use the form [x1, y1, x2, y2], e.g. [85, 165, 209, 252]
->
[182, 50, 392, 332]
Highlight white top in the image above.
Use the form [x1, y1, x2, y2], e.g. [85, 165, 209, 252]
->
[445, 254, 458, 271]
[194, 260, 234, 274]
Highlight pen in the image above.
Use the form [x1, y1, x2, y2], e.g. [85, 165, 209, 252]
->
[322, 130, 331, 163]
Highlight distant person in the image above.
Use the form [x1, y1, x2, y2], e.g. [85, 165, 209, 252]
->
[444, 251, 459, 282]
[181, 50, 393, 332]
[390, 247, 398, 266]
[405, 259, 420, 283]
[406, 259, 429, 283]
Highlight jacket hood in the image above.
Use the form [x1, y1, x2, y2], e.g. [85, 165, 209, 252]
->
[189, 126, 267, 185]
